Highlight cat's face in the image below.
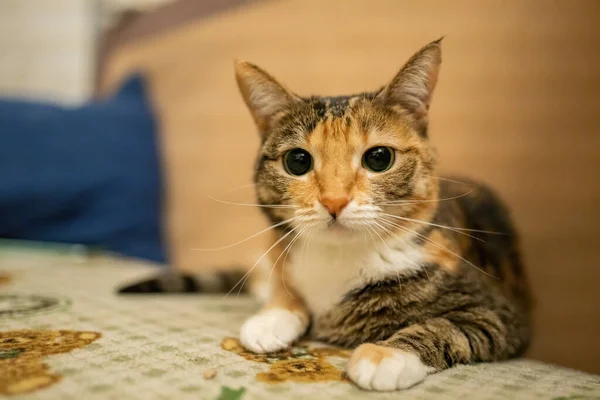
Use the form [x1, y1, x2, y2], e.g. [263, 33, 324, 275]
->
[236, 40, 442, 241]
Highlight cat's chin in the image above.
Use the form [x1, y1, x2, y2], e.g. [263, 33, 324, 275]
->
[327, 223, 353, 234]
[309, 222, 367, 243]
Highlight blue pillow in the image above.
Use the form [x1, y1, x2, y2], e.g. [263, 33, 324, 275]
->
[0, 76, 167, 264]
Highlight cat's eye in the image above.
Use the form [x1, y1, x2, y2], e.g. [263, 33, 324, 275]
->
[283, 148, 313, 176]
[362, 146, 395, 173]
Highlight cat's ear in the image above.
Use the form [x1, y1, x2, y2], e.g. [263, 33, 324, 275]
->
[376, 38, 443, 134]
[235, 61, 300, 134]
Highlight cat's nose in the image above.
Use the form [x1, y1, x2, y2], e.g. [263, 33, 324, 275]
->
[320, 196, 350, 218]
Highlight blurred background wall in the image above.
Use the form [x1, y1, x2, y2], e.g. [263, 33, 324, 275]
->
[0, 0, 171, 103]
[1, 0, 599, 374]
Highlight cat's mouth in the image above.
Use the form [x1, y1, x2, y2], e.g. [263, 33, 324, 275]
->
[328, 221, 345, 230]
[326, 219, 355, 234]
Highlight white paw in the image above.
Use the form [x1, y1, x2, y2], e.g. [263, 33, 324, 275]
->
[347, 343, 432, 391]
[240, 308, 307, 353]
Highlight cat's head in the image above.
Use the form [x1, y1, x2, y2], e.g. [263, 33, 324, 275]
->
[235, 39, 442, 241]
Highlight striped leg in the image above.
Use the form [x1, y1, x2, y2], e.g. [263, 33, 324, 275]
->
[347, 308, 518, 391]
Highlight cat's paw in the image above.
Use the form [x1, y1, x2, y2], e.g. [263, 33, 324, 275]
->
[347, 343, 432, 391]
[240, 308, 307, 353]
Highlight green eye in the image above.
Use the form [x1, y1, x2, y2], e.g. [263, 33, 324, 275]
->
[284, 148, 313, 176]
[362, 146, 395, 172]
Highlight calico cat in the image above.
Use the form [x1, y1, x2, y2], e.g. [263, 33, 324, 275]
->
[119, 39, 532, 391]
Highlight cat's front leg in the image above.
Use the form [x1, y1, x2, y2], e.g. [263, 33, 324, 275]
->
[240, 274, 310, 353]
[347, 308, 522, 391]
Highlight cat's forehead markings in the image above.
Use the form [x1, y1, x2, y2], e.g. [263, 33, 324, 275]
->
[306, 95, 355, 121]
[271, 94, 375, 154]
[308, 117, 364, 160]
[325, 97, 351, 118]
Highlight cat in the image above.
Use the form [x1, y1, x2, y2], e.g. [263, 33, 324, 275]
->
[119, 38, 532, 391]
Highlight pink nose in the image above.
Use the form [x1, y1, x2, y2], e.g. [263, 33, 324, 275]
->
[320, 196, 350, 217]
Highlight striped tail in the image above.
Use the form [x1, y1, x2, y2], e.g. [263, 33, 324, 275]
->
[117, 269, 248, 294]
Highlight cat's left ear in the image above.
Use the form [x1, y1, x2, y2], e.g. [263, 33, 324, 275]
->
[376, 38, 443, 134]
[235, 61, 300, 135]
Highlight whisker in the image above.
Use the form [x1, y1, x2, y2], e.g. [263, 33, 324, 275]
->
[434, 176, 474, 186]
[299, 225, 316, 265]
[214, 182, 257, 197]
[282, 225, 317, 298]
[208, 196, 298, 209]
[300, 229, 310, 263]
[378, 189, 475, 206]
[379, 217, 499, 280]
[194, 216, 299, 251]
[372, 222, 399, 255]
[235, 227, 299, 297]
[380, 213, 485, 243]
[225, 227, 297, 298]
[365, 226, 377, 249]
[369, 223, 406, 271]
[380, 212, 504, 236]
[376, 220, 432, 283]
[280, 226, 312, 299]
[267, 225, 307, 297]
[368, 225, 391, 257]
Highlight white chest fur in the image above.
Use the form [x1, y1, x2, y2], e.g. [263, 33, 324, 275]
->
[288, 234, 426, 316]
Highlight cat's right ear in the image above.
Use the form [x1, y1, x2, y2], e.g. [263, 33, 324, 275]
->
[235, 61, 300, 135]
[376, 38, 443, 135]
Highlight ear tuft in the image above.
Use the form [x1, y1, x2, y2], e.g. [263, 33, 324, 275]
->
[377, 38, 443, 133]
[234, 61, 299, 135]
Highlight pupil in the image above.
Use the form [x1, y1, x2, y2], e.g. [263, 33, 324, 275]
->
[285, 149, 312, 175]
[364, 147, 393, 172]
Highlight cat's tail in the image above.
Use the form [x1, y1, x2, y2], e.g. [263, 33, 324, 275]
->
[117, 269, 250, 295]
